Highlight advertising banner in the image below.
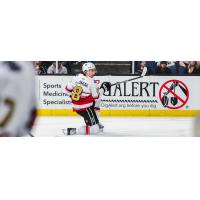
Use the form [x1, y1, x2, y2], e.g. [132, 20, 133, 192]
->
[36, 76, 200, 116]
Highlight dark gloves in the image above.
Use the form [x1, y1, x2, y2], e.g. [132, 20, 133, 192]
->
[100, 82, 111, 92]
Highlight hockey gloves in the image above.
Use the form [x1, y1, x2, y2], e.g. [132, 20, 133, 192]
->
[100, 82, 111, 92]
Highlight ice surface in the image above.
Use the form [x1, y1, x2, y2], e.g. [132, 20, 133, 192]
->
[32, 116, 194, 137]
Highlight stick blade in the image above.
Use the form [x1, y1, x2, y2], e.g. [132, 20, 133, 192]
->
[141, 67, 147, 76]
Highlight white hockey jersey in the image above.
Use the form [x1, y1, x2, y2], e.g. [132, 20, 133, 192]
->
[0, 62, 36, 137]
[65, 74, 100, 111]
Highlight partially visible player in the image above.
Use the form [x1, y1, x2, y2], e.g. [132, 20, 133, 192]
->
[0, 62, 37, 137]
[65, 62, 111, 135]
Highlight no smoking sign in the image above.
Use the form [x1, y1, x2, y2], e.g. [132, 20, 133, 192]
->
[159, 80, 189, 109]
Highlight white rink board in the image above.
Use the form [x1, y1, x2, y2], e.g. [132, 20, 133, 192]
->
[36, 76, 200, 111]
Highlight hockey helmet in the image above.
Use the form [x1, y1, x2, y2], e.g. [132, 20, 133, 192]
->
[82, 62, 96, 72]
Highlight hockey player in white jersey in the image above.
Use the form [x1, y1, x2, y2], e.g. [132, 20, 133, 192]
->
[65, 62, 111, 135]
[0, 62, 37, 137]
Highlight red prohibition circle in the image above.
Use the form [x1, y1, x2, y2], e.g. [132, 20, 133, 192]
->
[159, 79, 189, 109]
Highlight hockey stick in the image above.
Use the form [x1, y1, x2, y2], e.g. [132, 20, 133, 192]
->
[111, 67, 147, 86]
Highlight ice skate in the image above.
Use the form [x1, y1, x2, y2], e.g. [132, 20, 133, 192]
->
[67, 128, 76, 135]
[98, 123, 104, 132]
